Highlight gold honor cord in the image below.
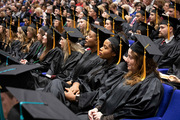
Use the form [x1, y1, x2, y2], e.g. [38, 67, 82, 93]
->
[40, 18, 41, 24]
[30, 15, 31, 24]
[61, 16, 63, 27]
[87, 16, 89, 31]
[67, 32, 71, 55]
[144, 10, 147, 23]
[168, 16, 170, 40]
[53, 29, 55, 49]
[117, 38, 122, 65]
[18, 17, 20, 27]
[175, 2, 176, 18]
[122, 8, 124, 20]
[97, 29, 100, 56]
[141, 44, 149, 81]
[156, 9, 158, 25]
[74, 15, 76, 28]
[147, 24, 149, 37]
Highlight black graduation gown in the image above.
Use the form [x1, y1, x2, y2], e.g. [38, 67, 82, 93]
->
[47, 51, 83, 79]
[153, 37, 180, 68]
[77, 61, 127, 112]
[22, 41, 43, 61]
[96, 72, 164, 120]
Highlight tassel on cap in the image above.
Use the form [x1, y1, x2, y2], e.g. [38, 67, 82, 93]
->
[66, 32, 71, 55]
[141, 44, 149, 81]
[53, 29, 55, 49]
[117, 38, 122, 64]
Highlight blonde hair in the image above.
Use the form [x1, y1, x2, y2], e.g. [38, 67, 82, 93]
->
[21, 27, 37, 53]
[35, 7, 43, 16]
[17, 27, 27, 44]
[62, 37, 84, 62]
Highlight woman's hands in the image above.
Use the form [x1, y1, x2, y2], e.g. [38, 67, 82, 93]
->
[88, 108, 103, 120]
[20, 59, 28, 64]
[168, 75, 180, 83]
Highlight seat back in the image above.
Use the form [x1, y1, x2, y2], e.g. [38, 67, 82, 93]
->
[155, 83, 174, 117]
[162, 89, 180, 120]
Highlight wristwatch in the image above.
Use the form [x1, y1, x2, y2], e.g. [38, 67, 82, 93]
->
[75, 94, 80, 102]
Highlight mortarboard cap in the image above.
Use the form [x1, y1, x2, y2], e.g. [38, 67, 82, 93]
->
[91, 24, 114, 55]
[131, 34, 163, 57]
[83, 9, 88, 16]
[151, 6, 164, 17]
[137, 9, 149, 23]
[7, 23, 18, 33]
[95, 16, 104, 26]
[160, 15, 179, 29]
[169, 1, 180, 12]
[56, 14, 61, 21]
[46, 26, 61, 48]
[40, 25, 49, 32]
[21, 26, 28, 35]
[46, 13, 56, 26]
[0, 49, 20, 67]
[0, 22, 6, 28]
[0, 65, 42, 92]
[107, 13, 125, 33]
[107, 33, 129, 64]
[63, 27, 85, 55]
[6, 87, 80, 120]
[136, 22, 155, 37]
[117, 6, 128, 20]
[92, 6, 98, 15]
[130, 34, 163, 80]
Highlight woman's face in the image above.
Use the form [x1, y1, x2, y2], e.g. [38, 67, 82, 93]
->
[94, 21, 100, 26]
[66, 18, 72, 27]
[37, 29, 43, 41]
[125, 49, 137, 72]
[102, 11, 108, 18]
[42, 33, 47, 44]
[78, 12, 84, 19]
[85, 30, 97, 48]
[27, 29, 33, 38]
[79, 19, 86, 29]
[6, 29, 9, 37]
[105, 20, 112, 31]
[99, 39, 116, 60]
[149, 12, 156, 22]
[59, 37, 66, 49]
[54, 19, 60, 27]
[0, 25, 4, 33]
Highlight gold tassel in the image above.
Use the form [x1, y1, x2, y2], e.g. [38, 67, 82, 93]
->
[61, 16, 63, 27]
[117, 38, 122, 64]
[18, 17, 20, 27]
[73, 15, 76, 28]
[122, 8, 124, 20]
[9, 24, 11, 40]
[50, 14, 52, 26]
[87, 16, 89, 31]
[53, 29, 55, 49]
[30, 15, 31, 24]
[147, 24, 149, 37]
[112, 19, 115, 37]
[144, 10, 146, 23]
[67, 32, 71, 55]
[174, 2, 176, 18]
[97, 29, 99, 56]
[156, 9, 158, 25]
[36, 22, 38, 35]
[168, 16, 170, 40]
[103, 18, 105, 27]
[141, 44, 149, 81]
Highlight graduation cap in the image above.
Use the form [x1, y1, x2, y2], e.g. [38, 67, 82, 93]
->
[46, 13, 56, 27]
[40, 25, 49, 32]
[83, 9, 88, 16]
[107, 13, 125, 34]
[7, 22, 18, 33]
[24, 12, 32, 24]
[117, 6, 128, 20]
[91, 24, 114, 55]
[0, 22, 6, 28]
[6, 87, 80, 120]
[151, 6, 164, 25]
[0, 49, 20, 67]
[92, 5, 98, 15]
[160, 15, 179, 40]
[21, 26, 28, 35]
[63, 27, 85, 55]
[46, 26, 61, 49]
[108, 33, 129, 64]
[131, 34, 163, 80]
[0, 65, 42, 92]
[29, 19, 42, 34]
[36, 16, 43, 25]
[67, 15, 78, 28]
[169, 1, 180, 18]
[81, 16, 94, 31]
[136, 22, 155, 37]
[137, 9, 149, 23]
[95, 16, 104, 26]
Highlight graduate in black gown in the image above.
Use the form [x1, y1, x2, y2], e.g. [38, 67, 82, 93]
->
[43, 24, 114, 107]
[0, 23, 7, 50]
[87, 35, 164, 120]
[35, 27, 85, 88]
[63, 33, 129, 113]
[153, 16, 180, 69]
